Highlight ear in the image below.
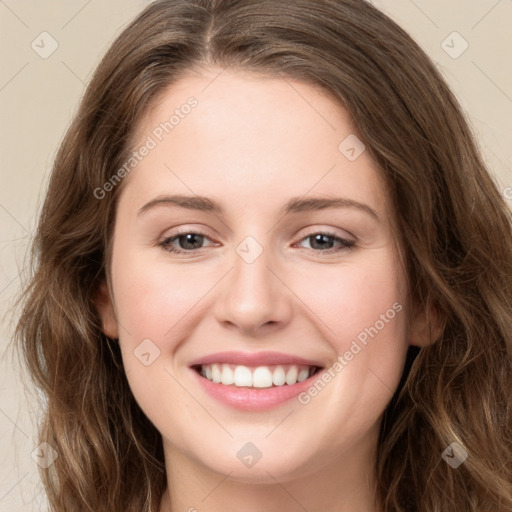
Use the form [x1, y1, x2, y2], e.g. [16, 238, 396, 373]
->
[93, 281, 119, 339]
[409, 300, 445, 347]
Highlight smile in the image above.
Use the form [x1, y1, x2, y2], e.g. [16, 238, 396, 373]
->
[188, 351, 327, 411]
[193, 363, 321, 388]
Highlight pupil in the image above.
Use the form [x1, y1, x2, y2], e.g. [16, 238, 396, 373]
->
[311, 234, 333, 250]
[179, 233, 203, 250]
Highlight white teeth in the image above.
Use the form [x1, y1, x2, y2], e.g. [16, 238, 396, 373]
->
[297, 367, 309, 382]
[285, 366, 298, 385]
[211, 363, 221, 383]
[198, 363, 318, 387]
[272, 365, 286, 386]
[252, 367, 273, 388]
[233, 365, 252, 387]
[220, 364, 234, 385]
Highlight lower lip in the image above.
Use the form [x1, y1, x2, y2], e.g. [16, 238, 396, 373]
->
[190, 367, 322, 411]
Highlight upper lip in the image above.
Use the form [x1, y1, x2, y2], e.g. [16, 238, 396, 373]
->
[189, 351, 325, 368]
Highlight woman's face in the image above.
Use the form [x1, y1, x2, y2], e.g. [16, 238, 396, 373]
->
[98, 68, 423, 484]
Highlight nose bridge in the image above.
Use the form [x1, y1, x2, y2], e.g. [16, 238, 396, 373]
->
[215, 234, 289, 333]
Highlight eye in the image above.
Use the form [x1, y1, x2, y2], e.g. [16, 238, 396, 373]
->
[160, 230, 215, 254]
[159, 229, 355, 256]
[296, 231, 355, 253]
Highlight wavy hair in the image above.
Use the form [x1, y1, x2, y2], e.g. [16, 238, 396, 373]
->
[14, 0, 512, 510]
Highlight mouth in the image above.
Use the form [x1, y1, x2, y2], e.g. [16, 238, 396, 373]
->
[189, 351, 326, 412]
[191, 363, 323, 388]
[188, 350, 327, 411]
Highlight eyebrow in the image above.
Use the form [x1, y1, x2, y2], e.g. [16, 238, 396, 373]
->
[281, 196, 379, 220]
[137, 194, 379, 220]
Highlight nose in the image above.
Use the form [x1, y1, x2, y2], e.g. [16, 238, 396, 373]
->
[213, 241, 292, 336]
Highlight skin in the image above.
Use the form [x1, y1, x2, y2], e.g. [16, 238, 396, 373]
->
[96, 67, 435, 512]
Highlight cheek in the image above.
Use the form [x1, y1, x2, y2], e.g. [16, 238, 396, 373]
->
[290, 253, 406, 352]
[110, 251, 209, 418]
[112, 250, 211, 339]
[110, 249, 232, 399]
[289, 253, 408, 409]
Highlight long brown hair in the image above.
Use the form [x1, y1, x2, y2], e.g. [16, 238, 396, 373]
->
[14, 0, 512, 510]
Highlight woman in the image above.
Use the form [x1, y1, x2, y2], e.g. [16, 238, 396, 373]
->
[15, 0, 512, 510]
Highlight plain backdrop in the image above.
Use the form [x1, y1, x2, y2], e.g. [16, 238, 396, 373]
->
[1, 1, 511, 510]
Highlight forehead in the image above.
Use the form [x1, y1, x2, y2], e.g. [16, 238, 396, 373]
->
[120, 69, 391, 222]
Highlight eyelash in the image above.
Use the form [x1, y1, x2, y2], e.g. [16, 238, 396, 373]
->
[159, 229, 356, 255]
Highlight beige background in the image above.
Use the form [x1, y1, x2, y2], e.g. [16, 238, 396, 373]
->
[1, 1, 511, 510]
